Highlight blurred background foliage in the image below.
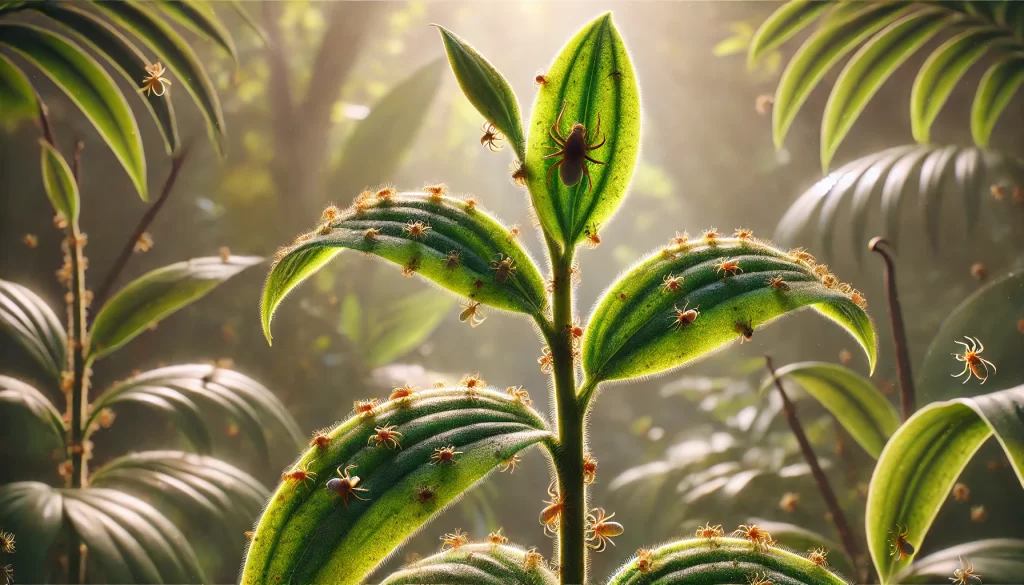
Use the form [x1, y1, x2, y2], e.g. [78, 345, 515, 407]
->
[1, 1, 1022, 582]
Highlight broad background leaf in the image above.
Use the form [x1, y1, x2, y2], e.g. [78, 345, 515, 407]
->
[39, 139, 79, 224]
[0, 278, 66, 380]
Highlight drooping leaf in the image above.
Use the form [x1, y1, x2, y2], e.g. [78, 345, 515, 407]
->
[35, 2, 180, 154]
[919, 271, 1024, 402]
[332, 60, 445, 194]
[892, 539, 1024, 584]
[363, 288, 453, 369]
[156, 0, 238, 63]
[261, 193, 547, 343]
[0, 376, 64, 448]
[971, 55, 1024, 148]
[380, 543, 558, 585]
[436, 26, 525, 160]
[820, 8, 953, 170]
[524, 12, 641, 248]
[865, 384, 1024, 583]
[0, 52, 37, 126]
[582, 235, 876, 385]
[773, 2, 909, 149]
[760, 361, 898, 458]
[240, 387, 552, 585]
[606, 537, 847, 585]
[748, 0, 830, 69]
[87, 364, 303, 460]
[224, 0, 269, 44]
[93, 0, 226, 155]
[0, 481, 65, 583]
[89, 255, 263, 359]
[39, 139, 79, 224]
[0, 23, 147, 199]
[746, 518, 853, 576]
[0, 279, 66, 380]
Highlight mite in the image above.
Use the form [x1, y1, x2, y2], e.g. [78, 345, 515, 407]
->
[326, 464, 370, 508]
[543, 100, 606, 192]
[635, 548, 654, 573]
[459, 300, 486, 328]
[734, 524, 774, 552]
[538, 481, 565, 537]
[488, 528, 509, 546]
[695, 522, 723, 546]
[490, 254, 517, 284]
[440, 528, 469, 551]
[888, 524, 915, 561]
[669, 302, 700, 330]
[368, 424, 403, 449]
[952, 336, 997, 384]
[480, 122, 504, 152]
[141, 62, 172, 96]
[430, 445, 463, 465]
[950, 555, 981, 585]
[585, 508, 623, 552]
[282, 464, 317, 489]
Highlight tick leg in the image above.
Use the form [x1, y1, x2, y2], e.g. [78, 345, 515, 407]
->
[584, 154, 606, 165]
[546, 159, 564, 188]
[549, 125, 566, 147]
[542, 149, 566, 160]
[981, 358, 997, 373]
[952, 363, 970, 379]
[974, 337, 984, 352]
[553, 100, 569, 141]
[583, 161, 593, 192]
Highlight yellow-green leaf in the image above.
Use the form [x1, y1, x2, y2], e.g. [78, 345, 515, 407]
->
[971, 55, 1024, 148]
[0, 52, 37, 127]
[748, 0, 830, 68]
[39, 140, 79, 225]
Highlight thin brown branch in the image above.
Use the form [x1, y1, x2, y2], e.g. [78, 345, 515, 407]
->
[92, 144, 191, 311]
[71, 140, 84, 184]
[868, 236, 915, 420]
[36, 94, 55, 147]
[765, 355, 861, 575]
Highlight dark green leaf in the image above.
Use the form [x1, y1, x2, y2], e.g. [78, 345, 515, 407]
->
[90, 255, 263, 359]
[157, 0, 238, 63]
[524, 13, 641, 248]
[0, 52, 37, 126]
[0, 23, 147, 199]
[240, 387, 552, 585]
[261, 193, 547, 343]
[0, 278, 66, 380]
[748, 0, 830, 68]
[39, 139, 79, 224]
[893, 539, 1024, 584]
[972, 55, 1024, 148]
[381, 543, 558, 585]
[866, 384, 1024, 583]
[0, 376, 64, 448]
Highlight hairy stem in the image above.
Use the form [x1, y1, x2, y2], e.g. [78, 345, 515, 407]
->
[765, 355, 859, 576]
[868, 237, 915, 420]
[92, 145, 190, 312]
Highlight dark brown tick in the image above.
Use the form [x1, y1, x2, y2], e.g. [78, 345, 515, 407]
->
[543, 101, 606, 192]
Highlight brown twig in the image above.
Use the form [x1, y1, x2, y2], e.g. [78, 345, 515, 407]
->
[37, 95, 56, 147]
[92, 144, 191, 311]
[868, 237, 915, 420]
[71, 140, 84, 184]
[765, 355, 861, 575]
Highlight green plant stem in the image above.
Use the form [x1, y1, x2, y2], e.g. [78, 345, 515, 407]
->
[868, 237, 915, 420]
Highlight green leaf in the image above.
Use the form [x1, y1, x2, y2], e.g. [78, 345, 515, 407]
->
[0, 279, 66, 381]
[919, 271, 1024, 402]
[380, 543, 558, 585]
[0, 52, 37, 126]
[746, 518, 854, 577]
[0, 376, 64, 448]
[435, 26, 525, 160]
[712, 35, 748, 58]
[156, 0, 238, 63]
[773, 2, 909, 149]
[364, 289, 453, 369]
[35, 3, 180, 154]
[90, 255, 262, 359]
[225, 0, 269, 44]
[261, 193, 547, 344]
[892, 539, 1024, 584]
[524, 13, 641, 248]
[911, 27, 1010, 144]
[39, 139, 79, 224]
[332, 60, 445, 194]
[606, 537, 848, 585]
[240, 387, 552, 585]
[821, 8, 952, 171]
[760, 361, 899, 458]
[0, 481, 65, 583]
[0, 23, 147, 200]
[971, 55, 1024, 148]
[93, 0, 226, 156]
[87, 364, 303, 460]
[582, 235, 876, 385]
[748, 0, 830, 68]
[865, 384, 1024, 583]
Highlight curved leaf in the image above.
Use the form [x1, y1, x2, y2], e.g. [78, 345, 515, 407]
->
[332, 60, 445, 194]
[919, 271, 1024, 402]
[911, 27, 1010, 144]
[0, 23, 146, 199]
[972, 55, 1024, 148]
[866, 384, 1024, 583]
[760, 361, 899, 458]
[436, 26, 525, 160]
[0, 279, 66, 380]
[363, 288, 453, 369]
[35, 3, 179, 154]
[225, 0, 269, 44]
[39, 139, 79, 224]
[0, 52, 37, 126]
[606, 537, 848, 585]
[93, 0, 226, 156]
[524, 13, 641, 248]
[773, 2, 909, 149]
[748, 0, 830, 69]
[261, 193, 547, 343]
[381, 543, 558, 585]
[88, 364, 303, 459]
[156, 0, 238, 63]
[582, 235, 876, 384]
[892, 539, 1024, 584]
[0, 375, 64, 447]
[0, 481, 64, 584]
[747, 518, 853, 576]
[90, 255, 263, 359]
[821, 8, 952, 170]
[240, 387, 551, 585]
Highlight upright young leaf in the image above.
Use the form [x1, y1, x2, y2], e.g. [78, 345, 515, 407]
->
[156, 0, 238, 63]
[380, 543, 558, 585]
[971, 55, 1024, 148]
[0, 279, 66, 380]
[0, 53, 37, 126]
[39, 140, 79, 225]
[0, 23, 147, 199]
[240, 387, 552, 585]
[261, 192, 547, 343]
[525, 13, 640, 248]
[866, 384, 1024, 583]
[747, 0, 830, 69]
[436, 26, 525, 160]
[90, 256, 263, 359]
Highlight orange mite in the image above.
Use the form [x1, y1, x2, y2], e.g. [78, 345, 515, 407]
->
[459, 300, 486, 328]
[415, 484, 436, 504]
[445, 250, 462, 269]
[733, 228, 755, 240]
[669, 302, 700, 329]
[888, 524, 915, 561]
[510, 160, 528, 188]
[583, 224, 601, 248]
[353, 399, 379, 417]
[507, 386, 532, 405]
[585, 508, 623, 552]
[390, 384, 418, 401]
[951, 556, 982, 585]
[734, 524, 774, 551]
[543, 100, 606, 192]
[807, 547, 828, 568]
[430, 445, 463, 465]
[538, 346, 554, 374]
[635, 548, 654, 573]
[767, 275, 789, 291]
[326, 464, 370, 508]
[582, 454, 598, 485]
[141, 61, 172, 96]
[534, 73, 549, 87]
[480, 121, 504, 152]
[403, 220, 431, 239]
[715, 257, 743, 277]
[695, 522, 723, 546]
[539, 482, 565, 537]
[523, 547, 544, 570]
[368, 424, 403, 449]
[702, 228, 721, 243]
[662, 274, 685, 293]
[423, 183, 448, 200]
[952, 336, 997, 384]
[309, 431, 331, 449]
[440, 528, 469, 551]
[282, 464, 317, 489]
[952, 482, 970, 503]
[487, 528, 509, 546]
[500, 454, 521, 473]
[490, 254, 517, 284]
